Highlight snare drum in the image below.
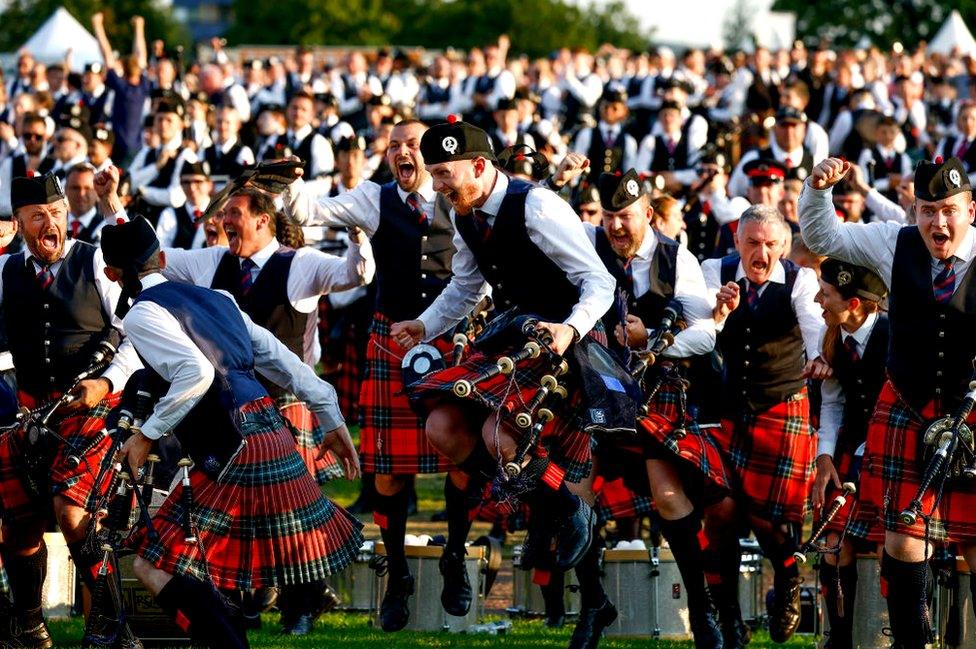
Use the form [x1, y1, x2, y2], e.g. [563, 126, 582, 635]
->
[373, 542, 485, 632]
[943, 558, 976, 649]
[332, 541, 378, 612]
[508, 544, 581, 619]
[602, 546, 691, 639]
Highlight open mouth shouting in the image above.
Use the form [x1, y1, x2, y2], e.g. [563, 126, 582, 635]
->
[224, 223, 241, 252]
[36, 228, 62, 260]
[395, 158, 417, 187]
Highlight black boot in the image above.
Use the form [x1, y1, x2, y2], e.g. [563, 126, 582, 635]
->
[379, 574, 415, 632]
[708, 537, 750, 649]
[438, 548, 472, 617]
[568, 598, 618, 649]
[4, 545, 52, 649]
[155, 575, 249, 648]
[820, 562, 856, 649]
[540, 571, 566, 628]
[768, 563, 804, 642]
[569, 528, 615, 649]
[534, 477, 593, 570]
[660, 513, 723, 649]
[68, 540, 144, 649]
[882, 551, 933, 649]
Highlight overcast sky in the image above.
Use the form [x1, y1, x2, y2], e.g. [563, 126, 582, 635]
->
[614, 0, 777, 49]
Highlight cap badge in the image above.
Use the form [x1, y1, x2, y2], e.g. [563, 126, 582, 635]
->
[949, 168, 962, 188]
[625, 179, 639, 196]
[837, 270, 853, 286]
[442, 136, 459, 155]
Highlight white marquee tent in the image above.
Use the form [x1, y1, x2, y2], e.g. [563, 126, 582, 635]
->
[20, 7, 103, 72]
[929, 10, 976, 56]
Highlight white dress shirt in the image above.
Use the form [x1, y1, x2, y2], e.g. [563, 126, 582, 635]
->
[126, 273, 345, 439]
[857, 146, 911, 192]
[572, 122, 638, 171]
[0, 238, 140, 392]
[128, 136, 198, 208]
[162, 237, 373, 314]
[799, 182, 976, 288]
[156, 201, 209, 249]
[284, 175, 437, 237]
[583, 223, 715, 358]
[634, 131, 701, 185]
[818, 311, 879, 457]
[417, 170, 615, 339]
[701, 256, 825, 360]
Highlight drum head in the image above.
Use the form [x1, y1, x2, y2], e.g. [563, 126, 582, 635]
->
[402, 344, 445, 387]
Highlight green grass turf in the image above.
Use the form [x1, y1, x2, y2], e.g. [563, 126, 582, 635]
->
[47, 612, 817, 647]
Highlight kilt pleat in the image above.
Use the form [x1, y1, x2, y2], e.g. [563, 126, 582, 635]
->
[129, 397, 364, 591]
[820, 444, 882, 543]
[713, 390, 816, 522]
[277, 395, 343, 484]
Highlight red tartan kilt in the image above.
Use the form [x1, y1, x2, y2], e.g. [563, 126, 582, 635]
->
[128, 397, 364, 591]
[714, 390, 816, 523]
[862, 381, 976, 542]
[358, 314, 455, 475]
[476, 497, 531, 531]
[821, 446, 882, 543]
[595, 475, 654, 523]
[640, 383, 730, 493]
[407, 346, 592, 483]
[0, 391, 119, 524]
[277, 397, 343, 484]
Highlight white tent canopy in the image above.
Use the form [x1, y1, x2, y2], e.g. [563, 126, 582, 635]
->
[929, 10, 976, 56]
[21, 7, 103, 72]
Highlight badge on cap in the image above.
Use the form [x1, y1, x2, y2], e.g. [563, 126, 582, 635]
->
[625, 178, 639, 197]
[836, 270, 853, 286]
[949, 168, 962, 188]
[442, 136, 458, 155]
[53, 176, 63, 196]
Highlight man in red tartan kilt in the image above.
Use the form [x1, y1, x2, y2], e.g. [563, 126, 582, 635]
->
[282, 119, 468, 631]
[0, 173, 142, 648]
[392, 119, 615, 620]
[100, 215, 364, 648]
[556, 169, 728, 649]
[801, 155, 976, 649]
[703, 203, 824, 645]
[809, 259, 888, 649]
[150, 178, 373, 635]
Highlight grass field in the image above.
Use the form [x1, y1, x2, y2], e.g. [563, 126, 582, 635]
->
[43, 447, 821, 647]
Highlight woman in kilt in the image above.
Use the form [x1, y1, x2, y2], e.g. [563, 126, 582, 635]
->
[392, 119, 615, 620]
[101, 215, 364, 648]
[801, 156, 976, 649]
[703, 204, 825, 646]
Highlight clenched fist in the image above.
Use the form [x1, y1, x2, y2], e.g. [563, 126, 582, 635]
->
[809, 157, 852, 191]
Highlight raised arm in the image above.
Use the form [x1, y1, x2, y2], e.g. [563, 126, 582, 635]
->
[91, 12, 119, 73]
[131, 15, 148, 71]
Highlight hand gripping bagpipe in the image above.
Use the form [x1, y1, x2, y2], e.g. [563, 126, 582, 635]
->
[794, 442, 866, 563]
[898, 375, 976, 528]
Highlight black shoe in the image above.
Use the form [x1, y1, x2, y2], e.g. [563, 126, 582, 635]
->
[768, 573, 803, 643]
[568, 598, 618, 649]
[430, 508, 448, 522]
[555, 498, 594, 570]
[7, 607, 53, 649]
[319, 584, 341, 616]
[719, 608, 751, 649]
[255, 586, 279, 612]
[380, 574, 415, 632]
[283, 613, 313, 636]
[439, 550, 473, 616]
[689, 603, 725, 649]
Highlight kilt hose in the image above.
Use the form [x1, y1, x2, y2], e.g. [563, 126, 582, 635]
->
[359, 314, 456, 475]
[0, 390, 120, 525]
[821, 443, 882, 544]
[405, 347, 592, 484]
[862, 381, 976, 542]
[277, 394, 343, 484]
[129, 397, 364, 591]
[713, 389, 816, 523]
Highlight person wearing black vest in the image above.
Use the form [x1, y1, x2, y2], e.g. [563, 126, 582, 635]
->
[635, 100, 699, 189]
[392, 120, 614, 622]
[936, 102, 976, 184]
[282, 119, 461, 632]
[729, 107, 817, 198]
[800, 156, 976, 649]
[684, 149, 750, 263]
[572, 85, 637, 183]
[155, 161, 212, 249]
[64, 163, 111, 245]
[570, 170, 725, 649]
[0, 114, 50, 218]
[856, 115, 910, 204]
[703, 205, 824, 646]
[202, 106, 255, 185]
[827, 89, 878, 160]
[127, 98, 197, 227]
[489, 97, 535, 154]
[0, 173, 140, 648]
[811, 259, 888, 649]
[259, 91, 334, 182]
[97, 215, 364, 649]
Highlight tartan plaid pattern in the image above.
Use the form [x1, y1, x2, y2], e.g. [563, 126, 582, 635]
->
[276, 394, 343, 484]
[639, 382, 730, 492]
[359, 315, 455, 475]
[0, 391, 119, 524]
[476, 498, 532, 531]
[129, 397, 365, 591]
[862, 381, 976, 542]
[595, 475, 655, 524]
[406, 348, 592, 483]
[318, 297, 363, 420]
[821, 445, 882, 543]
[713, 389, 816, 522]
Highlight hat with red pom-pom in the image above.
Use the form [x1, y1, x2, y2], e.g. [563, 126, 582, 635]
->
[420, 118, 496, 165]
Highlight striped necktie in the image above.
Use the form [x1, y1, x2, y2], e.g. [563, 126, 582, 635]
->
[240, 258, 257, 294]
[406, 192, 426, 226]
[35, 263, 54, 290]
[746, 281, 760, 309]
[933, 258, 956, 304]
[843, 335, 860, 363]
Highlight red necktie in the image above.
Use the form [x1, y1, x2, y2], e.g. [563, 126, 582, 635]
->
[784, 156, 793, 168]
[957, 140, 969, 159]
[70, 219, 81, 238]
[406, 193, 426, 227]
[843, 336, 860, 363]
[36, 264, 54, 290]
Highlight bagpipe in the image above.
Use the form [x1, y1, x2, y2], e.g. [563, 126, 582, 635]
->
[899, 375, 976, 528]
[400, 297, 493, 388]
[794, 443, 865, 563]
[195, 158, 307, 225]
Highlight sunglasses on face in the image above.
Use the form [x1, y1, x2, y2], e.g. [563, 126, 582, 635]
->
[23, 132, 45, 141]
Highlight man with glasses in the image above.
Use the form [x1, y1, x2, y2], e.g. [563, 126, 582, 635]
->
[155, 162, 213, 249]
[0, 113, 48, 217]
[44, 106, 93, 183]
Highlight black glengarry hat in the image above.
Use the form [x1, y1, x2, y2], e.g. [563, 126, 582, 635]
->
[420, 117, 496, 165]
[914, 156, 972, 202]
[11, 173, 65, 212]
[820, 258, 887, 302]
[597, 169, 645, 211]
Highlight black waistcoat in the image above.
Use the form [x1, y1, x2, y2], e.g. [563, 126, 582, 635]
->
[455, 179, 580, 322]
[683, 201, 719, 263]
[371, 183, 455, 321]
[717, 254, 805, 414]
[204, 141, 248, 180]
[1, 243, 117, 398]
[172, 205, 200, 250]
[758, 145, 813, 178]
[942, 135, 976, 173]
[586, 125, 628, 178]
[831, 314, 889, 455]
[649, 122, 693, 172]
[888, 227, 976, 411]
